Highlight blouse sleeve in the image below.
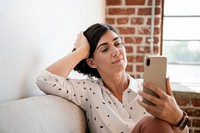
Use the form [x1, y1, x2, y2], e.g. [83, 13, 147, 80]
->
[36, 70, 91, 110]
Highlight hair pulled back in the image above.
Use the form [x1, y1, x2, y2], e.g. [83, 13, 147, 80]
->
[73, 23, 119, 78]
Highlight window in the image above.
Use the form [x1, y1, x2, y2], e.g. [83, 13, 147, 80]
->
[163, 0, 200, 85]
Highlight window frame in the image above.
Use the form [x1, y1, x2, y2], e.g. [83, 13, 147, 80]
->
[161, 0, 200, 85]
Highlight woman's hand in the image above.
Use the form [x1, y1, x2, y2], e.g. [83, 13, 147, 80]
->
[137, 77, 183, 126]
[45, 32, 90, 77]
[74, 31, 90, 59]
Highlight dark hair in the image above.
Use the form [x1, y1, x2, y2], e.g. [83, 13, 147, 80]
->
[73, 23, 119, 78]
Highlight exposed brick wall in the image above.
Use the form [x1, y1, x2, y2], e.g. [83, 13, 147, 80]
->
[174, 91, 200, 133]
[106, 0, 162, 78]
[105, 0, 200, 132]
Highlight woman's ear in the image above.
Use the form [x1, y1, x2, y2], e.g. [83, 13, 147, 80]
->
[86, 58, 97, 68]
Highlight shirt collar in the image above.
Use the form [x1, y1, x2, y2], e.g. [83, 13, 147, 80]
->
[126, 75, 142, 94]
[97, 74, 142, 94]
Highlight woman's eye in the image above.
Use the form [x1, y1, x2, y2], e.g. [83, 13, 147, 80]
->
[115, 42, 123, 46]
[102, 48, 108, 52]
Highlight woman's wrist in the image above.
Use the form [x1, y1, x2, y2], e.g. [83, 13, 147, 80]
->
[174, 110, 184, 126]
[175, 111, 190, 130]
[171, 108, 184, 127]
[171, 110, 189, 132]
[74, 45, 90, 59]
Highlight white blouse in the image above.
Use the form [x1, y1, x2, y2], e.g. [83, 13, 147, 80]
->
[36, 70, 149, 133]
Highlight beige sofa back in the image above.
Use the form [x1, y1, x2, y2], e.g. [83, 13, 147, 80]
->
[0, 95, 87, 133]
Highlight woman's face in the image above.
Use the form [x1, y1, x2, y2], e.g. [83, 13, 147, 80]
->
[87, 30, 127, 76]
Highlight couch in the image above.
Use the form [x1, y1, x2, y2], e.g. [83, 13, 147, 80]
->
[0, 95, 88, 133]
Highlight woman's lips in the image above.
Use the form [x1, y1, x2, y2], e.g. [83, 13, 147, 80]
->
[112, 58, 123, 64]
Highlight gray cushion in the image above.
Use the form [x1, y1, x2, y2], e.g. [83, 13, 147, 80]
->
[0, 95, 87, 133]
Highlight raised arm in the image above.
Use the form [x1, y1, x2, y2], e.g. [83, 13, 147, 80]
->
[46, 32, 90, 77]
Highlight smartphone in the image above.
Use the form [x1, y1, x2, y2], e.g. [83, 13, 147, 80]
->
[142, 55, 167, 105]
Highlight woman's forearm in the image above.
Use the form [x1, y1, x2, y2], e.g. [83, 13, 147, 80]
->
[46, 47, 88, 78]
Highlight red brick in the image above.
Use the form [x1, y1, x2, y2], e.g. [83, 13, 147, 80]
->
[138, 27, 150, 35]
[153, 45, 159, 54]
[136, 65, 144, 72]
[124, 37, 143, 44]
[174, 96, 190, 106]
[106, 0, 122, 5]
[105, 0, 163, 77]
[138, 7, 160, 15]
[138, 27, 159, 35]
[191, 98, 200, 107]
[125, 37, 134, 44]
[155, 37, 159, 44]
[106, 18, 115, 24]
[154, 27, 160, 34]
[125, 46, 133, 53]
[193, 119, 200, 128]
[117, 27, 135, 34]
[194, 130, 200, 133]
[134, 37, 143, 44]
[126, 65, 133, 72]
[117, 17, 129, 25]
[187, 118, 192, 127]
[138, 8, 151, 15]
[184, 108, 200, 117]
[108, 8, 135, 15]
[126, 0, 145, 5]
[147, 17, 160, 25]
[155, 7, 161, 14]
[143, 46, 151, 53]
[147, 0, 162, 6]
[131, 17, 144, 25]
[136, 55, 144, 62]
[127, 56, 135, 62]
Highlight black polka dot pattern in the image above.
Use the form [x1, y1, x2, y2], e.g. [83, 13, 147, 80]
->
[37, 71, 149, 133]
[53, 84, 56, 87]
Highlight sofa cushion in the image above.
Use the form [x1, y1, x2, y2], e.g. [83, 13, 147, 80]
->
[0, 95, 87, 133]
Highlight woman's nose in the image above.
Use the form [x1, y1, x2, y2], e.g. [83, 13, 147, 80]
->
[111, 47, 120, 57]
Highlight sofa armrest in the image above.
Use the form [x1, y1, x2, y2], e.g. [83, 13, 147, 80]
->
[0, 95, 87, 133]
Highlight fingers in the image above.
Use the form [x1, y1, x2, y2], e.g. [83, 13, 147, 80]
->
[74, 31, 84, 49]
[77, 31, 84, 38]
[73, 31, 90, 59]
[138, 82, 168, 114]
[137, 88, 166, 119]
[138, 80, 181, 125]
[138, 90, 161, 105]
[137, 98, 161, 117]
[142, 82, 166, 99]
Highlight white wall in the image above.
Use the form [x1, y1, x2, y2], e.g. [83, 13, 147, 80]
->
[0, 0, 105, 103]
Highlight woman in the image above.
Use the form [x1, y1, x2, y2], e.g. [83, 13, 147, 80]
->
[36, 23, 189, 133]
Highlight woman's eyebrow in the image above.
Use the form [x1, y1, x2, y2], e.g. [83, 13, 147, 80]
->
[96, 37, 120, 50]
[113, 37, 120, 42]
